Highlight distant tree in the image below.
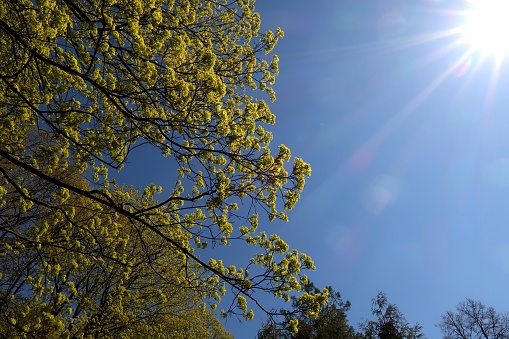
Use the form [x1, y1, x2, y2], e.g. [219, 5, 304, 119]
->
[360, 292, 425, 339]
[0, 0, 324, 330]
[257, 283, 359, 339]
[438, 298, 509, 339]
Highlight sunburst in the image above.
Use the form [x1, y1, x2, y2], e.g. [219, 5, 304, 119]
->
[461, 0, 509, 57]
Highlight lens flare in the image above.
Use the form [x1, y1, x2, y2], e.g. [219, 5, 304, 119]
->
[463, 0, 509, 56]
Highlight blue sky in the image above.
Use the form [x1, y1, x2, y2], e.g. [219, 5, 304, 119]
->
[233, 0, 509, 337]
[120, 0, 509, 337]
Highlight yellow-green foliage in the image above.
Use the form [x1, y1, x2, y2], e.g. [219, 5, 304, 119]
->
[0, 0, 321, 334]
[0, 153, 233, 337]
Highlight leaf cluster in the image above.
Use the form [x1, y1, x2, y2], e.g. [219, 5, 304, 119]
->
[258, 283, 358, 339]
[0, 132, 232, 338]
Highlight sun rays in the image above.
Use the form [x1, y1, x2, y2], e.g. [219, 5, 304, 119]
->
[461, 0, 509, 57]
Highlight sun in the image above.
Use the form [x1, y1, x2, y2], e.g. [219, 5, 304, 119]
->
[463, 0, 509, 56]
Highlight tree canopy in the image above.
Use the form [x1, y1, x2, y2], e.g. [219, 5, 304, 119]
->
[0, 131, 234, 338]
[0, 0, 324, 336]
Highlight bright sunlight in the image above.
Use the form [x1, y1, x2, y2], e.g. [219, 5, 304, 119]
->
[463, 0, 509, 56]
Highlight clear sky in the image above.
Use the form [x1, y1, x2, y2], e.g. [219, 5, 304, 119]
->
[238, 0, 509, 337]
[120, 0, 509, 337]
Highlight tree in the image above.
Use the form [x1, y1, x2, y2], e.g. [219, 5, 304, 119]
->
[0, 0, 322, 331]
[257, 283, 359, 339]
[360, 292, 426, 339]
[438, 298, 509, 339]
[0, 141, 233, 338]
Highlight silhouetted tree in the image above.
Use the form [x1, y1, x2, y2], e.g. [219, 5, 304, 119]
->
[257, 283, 359, 339]
[439, 298, 509, 339]
[360, 292, 425, 339]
